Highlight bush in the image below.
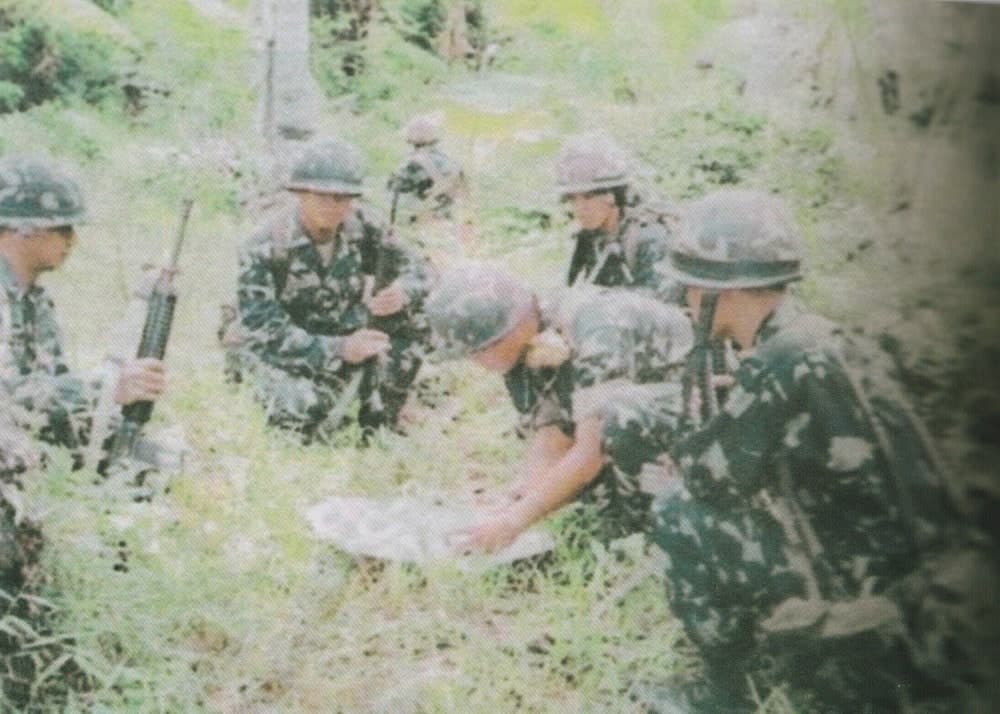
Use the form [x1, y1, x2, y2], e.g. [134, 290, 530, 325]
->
[0, 7, 124, 114]
[398, 0, 446, 51]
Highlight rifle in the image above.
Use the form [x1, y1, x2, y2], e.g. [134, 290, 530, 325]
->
[327, 191, 402, 432]
[359, 188, 404, 426]
[107, 199, 193, 463]
[682, 291, 720, 429]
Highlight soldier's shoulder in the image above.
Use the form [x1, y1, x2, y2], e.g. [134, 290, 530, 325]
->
[243, 204, 297, 254]
[755, 301, 842, 369]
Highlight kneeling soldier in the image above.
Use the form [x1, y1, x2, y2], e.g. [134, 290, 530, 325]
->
[233, 137, 433, 441]
[0, 157, 168, 468]
[647, 189, 970, 713]
[426, 264, 692, 551]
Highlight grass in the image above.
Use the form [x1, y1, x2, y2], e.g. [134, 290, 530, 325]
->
[2, 0, 986, 711]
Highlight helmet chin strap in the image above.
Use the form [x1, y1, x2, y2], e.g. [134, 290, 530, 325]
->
[683, 290, 721, 427]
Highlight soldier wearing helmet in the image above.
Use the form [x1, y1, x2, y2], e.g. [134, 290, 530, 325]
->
[555, 132, 680, 301]
[640, 190, 965, 712]
[426, 262, 693, 550]
[387, 114, 466, 224]
[233, 137, 433, 441]
[0, 156, 167, 464]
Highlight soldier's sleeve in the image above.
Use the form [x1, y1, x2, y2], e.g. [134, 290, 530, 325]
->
[237, 237, 346, 376]
[571, 325, 635, 388]
[382, 227, 434, 308]
[574, 381, 684, 476]
[1, 296, 96, 448]
[633, 223, 685, 303]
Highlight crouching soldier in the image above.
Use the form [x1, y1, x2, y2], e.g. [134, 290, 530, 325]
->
[0, 157, 169, 472]
[425, 263, 693, 550]
[388, 113, 466, 225]
[554, 132, 682, 302]
[645, 190, 984, 713]
[231, 137, 433, 441]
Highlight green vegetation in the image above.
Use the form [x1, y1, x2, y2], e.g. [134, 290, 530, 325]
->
[1, 0, 985, 711]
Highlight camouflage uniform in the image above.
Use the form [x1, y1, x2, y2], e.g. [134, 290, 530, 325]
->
[0, 159, 97, 459]
[555, 133, 681, 301]
[388, 115, 465, 222]
[428, 266, 692, 539]
[236, 201, 432, 438]
[647, 190, 964, 712]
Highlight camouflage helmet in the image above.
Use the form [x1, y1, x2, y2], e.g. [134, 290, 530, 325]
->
[666, 189, 804, 290]
[404, 113, 442, 146]
[426, 262, 537, 359]
[0, 157, 86, 230]
[286, 137, 366, 196]
[554, 132, 630, 197]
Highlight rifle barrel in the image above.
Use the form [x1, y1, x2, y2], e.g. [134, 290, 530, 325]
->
[168, 199, 194, 271]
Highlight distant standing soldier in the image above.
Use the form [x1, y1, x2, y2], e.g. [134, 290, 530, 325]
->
[426, 263, 693, 550]
[233, 137, 433, 441]
[0, 157, 167, 467]
[555, 132, 680, 301]
[388, 113, 466, 224]
[646, 190, 980, 713]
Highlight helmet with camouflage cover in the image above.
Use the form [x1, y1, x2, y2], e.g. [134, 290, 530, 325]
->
[404, 113, 442, 146]
[426, 262, 537, 359]
[0, 157, 86, 230]
[554, 132, 630, 197]
[666, 189, 804, 290]
[286, 137, 366, 196]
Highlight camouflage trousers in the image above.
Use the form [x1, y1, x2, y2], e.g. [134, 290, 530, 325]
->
[651, 490, 948, 712]
[236, 333, 423, 440]
[574, 382, 685, 542]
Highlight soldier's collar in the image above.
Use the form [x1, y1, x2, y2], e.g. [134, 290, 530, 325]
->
[0, 255, 26, 297]
[754, 297, 803, 346]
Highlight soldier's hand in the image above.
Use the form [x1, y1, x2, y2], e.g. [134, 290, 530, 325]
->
[114, 358, 166, 405]
[450, 512, 523, 555]
[343, 328, 390, 364]
[367, 283, 407, 317]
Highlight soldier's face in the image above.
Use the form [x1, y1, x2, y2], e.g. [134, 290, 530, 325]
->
[568, 191, 617, 232]
[31, 226, 76, 272]
[471, 314, 539, 374]
[297, 191, 354, 236]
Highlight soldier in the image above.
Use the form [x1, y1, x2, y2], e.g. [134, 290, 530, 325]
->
[387, 114, 466, 224]
[555, 132, 680, 300]
[646, 189, 971, 712]
[234, 137, 432, 441]
[426, 263, 693, 550]
[0, 157, 167, 467]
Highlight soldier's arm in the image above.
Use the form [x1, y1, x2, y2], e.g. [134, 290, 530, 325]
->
[1, 298, 97, 447]
[459, 419, 604, 553]
[237, 240, 346, 376]
[383, 232, 434, 307]
[507, 423, 573, 500]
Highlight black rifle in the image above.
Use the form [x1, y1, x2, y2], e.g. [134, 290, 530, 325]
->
[107, 199, 193, 462]
[682, 291, 720, 429]
[355, 189, 403, 430]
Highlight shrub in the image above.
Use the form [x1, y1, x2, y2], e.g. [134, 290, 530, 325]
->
[0, 7, 124, 114]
